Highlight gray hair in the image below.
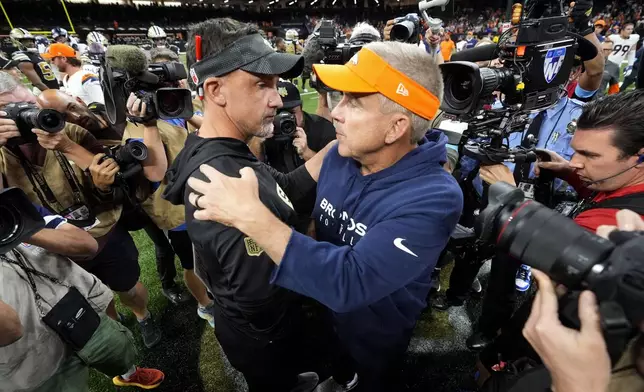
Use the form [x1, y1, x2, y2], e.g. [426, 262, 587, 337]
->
[350, 22, 381, 41]
[149, 47, 179, 63]
[365, 41, 444, 143]
[0, 71, 20, 95]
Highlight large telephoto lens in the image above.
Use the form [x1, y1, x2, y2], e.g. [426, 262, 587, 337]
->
[478, 183, 614, 288]
[21, 108, 65, 133]
[390, 21, 415, 42]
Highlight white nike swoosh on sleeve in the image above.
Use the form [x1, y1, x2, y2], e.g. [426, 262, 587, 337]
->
[394, 238, 418, 257]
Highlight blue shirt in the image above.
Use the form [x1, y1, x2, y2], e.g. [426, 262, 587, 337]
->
[461, 88, 592, 195]
[271, 133, 463, 368]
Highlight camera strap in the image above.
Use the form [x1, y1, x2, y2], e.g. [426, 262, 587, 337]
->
[0, 250, 71, 317]
[513, 111, 544, 184]
[572, 193, 644, 218]
[9, 146, 89, 214]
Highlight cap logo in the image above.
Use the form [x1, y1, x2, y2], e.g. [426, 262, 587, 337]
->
[190, 68, 199, 85]
[278, 87, 288, 97]
[396, 83, 409, 97]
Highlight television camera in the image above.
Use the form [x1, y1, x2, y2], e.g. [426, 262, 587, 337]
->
[101, 45, 193, 126]
[390, 0, 448, 43]
[439, 0, 580, 167]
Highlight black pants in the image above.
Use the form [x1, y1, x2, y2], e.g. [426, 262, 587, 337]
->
[477, 254, 521, 337]
[620, 69, 639, 92]
[352, 334, 411, 392]
[214, 301, 356, 392]
[143, 220, 177, 290]
[445, 248, 486, 304]
[213, 304, 304, 392]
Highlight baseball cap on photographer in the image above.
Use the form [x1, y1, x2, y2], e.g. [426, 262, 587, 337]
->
[313, 47, 440, 120]
[190, 34, 304, 91]
[41, 43, 76, 59]
[277, 80, 302, 109]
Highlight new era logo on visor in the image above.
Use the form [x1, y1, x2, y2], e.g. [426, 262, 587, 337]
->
[396, 83, 409, 97]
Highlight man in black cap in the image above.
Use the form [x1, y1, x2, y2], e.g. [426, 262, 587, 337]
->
[163, 18, 337, 392]
[264, 80, 335, 171]
[263, 80, 336, 233]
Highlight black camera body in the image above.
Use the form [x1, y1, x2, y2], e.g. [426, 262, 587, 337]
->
[441, 15, 577, 116]
[0, 188, 45, 254]
[391, 13, 422, 43]
[101, 140, 148, 181]
[128, 62, 193, 122]
[478, 182, 644, 363]
[272, 110, 297, 143]
[2, 102, 65, 146]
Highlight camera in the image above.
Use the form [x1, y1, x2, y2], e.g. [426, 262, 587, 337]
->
[478, 182, 644, 361]
[2, 102, 65, 146]
[391, 14, 422, 43]
[0, 188, 45, 254]
[272, 110, 297, 142]
[317, 20, 364, 66]
[127, 62, 193, 122]
[102, 45, 193, 125]
[440, 9, 577, 116]
[101, 140, 148, 181]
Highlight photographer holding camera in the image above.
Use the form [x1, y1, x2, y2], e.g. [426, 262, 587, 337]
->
[433, 0, 607, 350]
[180, 38, 463, 391]
[0, 72, 164, 349]
[0, 189, 164, 391]
[472, 90, 644, 389]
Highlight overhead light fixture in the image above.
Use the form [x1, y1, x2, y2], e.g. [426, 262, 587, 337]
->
[224, 0, 229, 3]
[332, 0, 337, 4]
[288, 0, 295, 4]
[248, 0, 253, 3]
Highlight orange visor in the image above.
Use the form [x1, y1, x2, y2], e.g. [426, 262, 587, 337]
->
[312, 48, 440, 120]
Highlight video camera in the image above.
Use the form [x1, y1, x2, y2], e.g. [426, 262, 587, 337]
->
[478, 182, 644, 363]
[101, 45, 193, 125]
[438, 0, 579, 167]
[0, 188, 45, 254]
[391, 0, 447, 44]
[2, 102, 65, 146]
[272, 110, 297, 143]
[100, 140, 148, 181]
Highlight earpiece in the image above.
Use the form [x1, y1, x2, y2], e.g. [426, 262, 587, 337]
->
[637, 155, 644, 164]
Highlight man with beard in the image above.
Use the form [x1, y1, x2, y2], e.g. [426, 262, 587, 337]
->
[36, 89, 122, 145]
[163, 18, 341, 392]
[42, 43, 103, 107]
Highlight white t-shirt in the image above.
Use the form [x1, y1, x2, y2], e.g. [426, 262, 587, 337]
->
[62, 69, 104, 106]
[607, 33, 640, 66]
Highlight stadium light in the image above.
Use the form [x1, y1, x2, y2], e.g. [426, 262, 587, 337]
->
[288, 0, 296, 4]
[332, 0, 337, 4]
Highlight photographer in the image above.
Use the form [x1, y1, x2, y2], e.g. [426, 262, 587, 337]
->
[383, 19, 443, 64]
[123, 92, 215, 324]
[305, 21, 382, 123]
[36, 89, 124, 145]
[473, 90, 644, 388]
[264, 80, 336, 168]
[181, 40, 463, 392]
[434, 0, 607, 351]
[0, 72, 162, 349]
[0, 194, 164, 391]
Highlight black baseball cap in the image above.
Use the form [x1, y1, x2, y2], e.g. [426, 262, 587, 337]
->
[277, 80, 302, 109]
[190, 34, 304, 88]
